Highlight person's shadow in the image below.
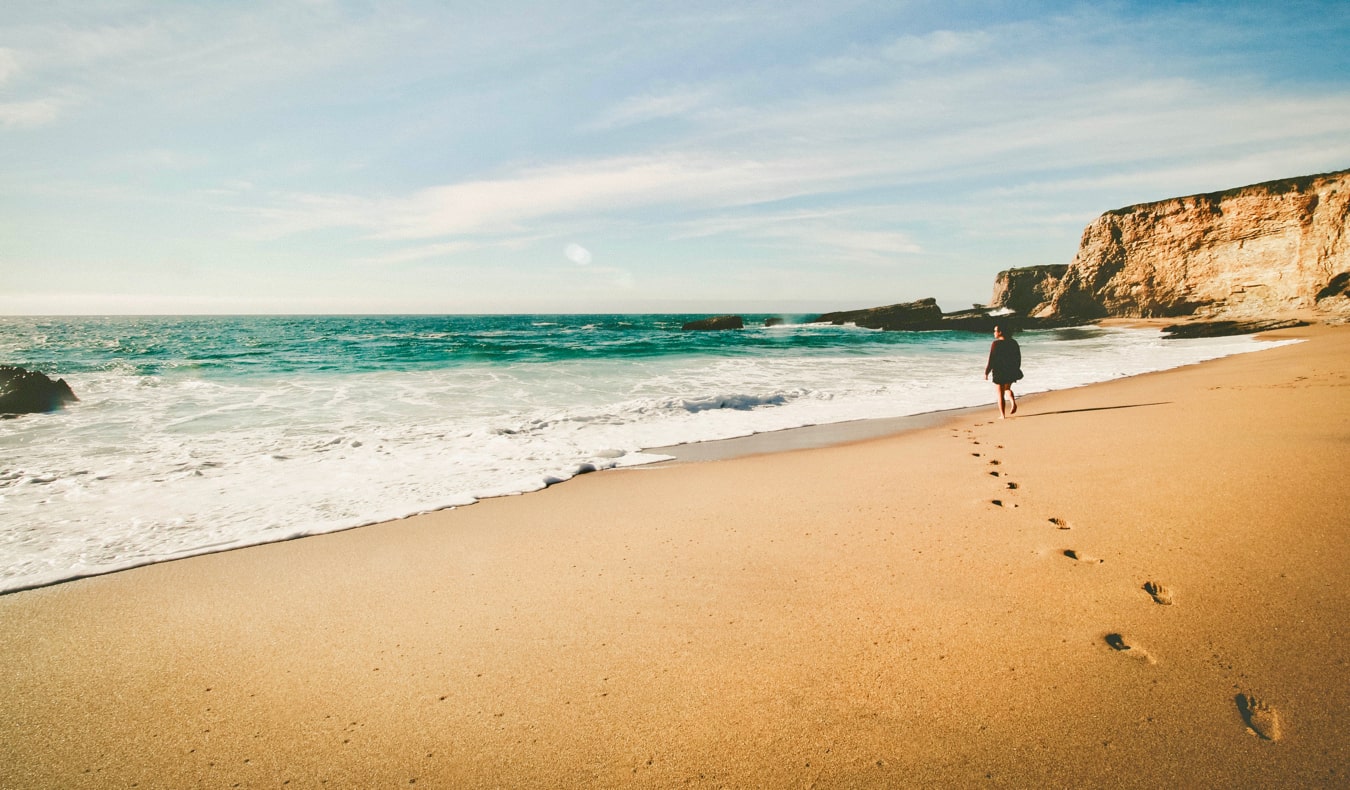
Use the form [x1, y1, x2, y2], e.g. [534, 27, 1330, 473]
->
[1022, 402, 1171, 417]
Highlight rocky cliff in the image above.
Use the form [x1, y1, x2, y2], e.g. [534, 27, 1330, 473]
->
[994, 169, 1350, 320]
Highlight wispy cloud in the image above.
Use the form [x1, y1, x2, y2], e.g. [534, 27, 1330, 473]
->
[669, 206, 922, 266]
[252, 153, 859, 241]
[585, 87, 718, 130]
[0, 98, 61, 127]
[0, 48, 19, 84]
[816, 28, 993, 74]
[240, 64, 1350, 264]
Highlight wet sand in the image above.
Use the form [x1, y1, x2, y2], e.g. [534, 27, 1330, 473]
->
[1, 324, 1347, 787]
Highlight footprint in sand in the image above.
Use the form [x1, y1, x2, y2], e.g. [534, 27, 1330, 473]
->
[1058, 548, 1101, 561]
[1048, 517, 1071, 530]
[1104, 632, 1156, 663]
[1005, 482, 1019, 490]
[1143, 581, 1174, 605]
[988, 459, 1001, 466]
[1236, 694, 1282, 740]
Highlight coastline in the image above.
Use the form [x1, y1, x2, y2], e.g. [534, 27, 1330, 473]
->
[0, 318, 1295, 596]
[642, 404, 986, 463]
[1, 324, 1346, 787]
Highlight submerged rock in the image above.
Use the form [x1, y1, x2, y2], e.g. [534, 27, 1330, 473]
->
[0, 365, 79, 415]
[682, 315, 744, 331]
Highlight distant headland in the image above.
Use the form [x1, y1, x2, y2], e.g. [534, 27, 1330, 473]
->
[686, 168, 1350, 336]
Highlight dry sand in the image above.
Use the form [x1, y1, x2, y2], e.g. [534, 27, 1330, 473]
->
[2, 325, 1347, 788]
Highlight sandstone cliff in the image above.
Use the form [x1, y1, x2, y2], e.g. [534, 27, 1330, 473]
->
[988, 265, 1068, 316]
[994, 169, 1350, 320]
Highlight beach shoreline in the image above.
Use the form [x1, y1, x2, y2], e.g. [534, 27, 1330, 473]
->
[1, 323, 1346, 787]
[0, 316, 1296, 596]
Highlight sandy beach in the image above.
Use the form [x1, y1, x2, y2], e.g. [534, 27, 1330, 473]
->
[2, 324, 1347, 788]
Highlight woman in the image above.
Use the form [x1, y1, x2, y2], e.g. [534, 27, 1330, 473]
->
[984, 324, 1022, 419]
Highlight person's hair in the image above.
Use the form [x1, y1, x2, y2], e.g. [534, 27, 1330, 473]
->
[993, 323, 1014, 337]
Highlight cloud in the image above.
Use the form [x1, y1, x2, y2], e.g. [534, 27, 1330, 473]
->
[253, 153, 853, 241]
[244, 67, 1350, 257]
[353, 242, 476, 266]
[815, 28, 992, 74]
[883, 29, 991, 63]
[6, 2, 1348, 314]
[666, 206, 922, 266]
[0, 48, 18, 84]
[0, 98, 61, 128]
[58, 23, 162, 66]
[985, 138, 1350, 204]
[585, 87, 717, 130]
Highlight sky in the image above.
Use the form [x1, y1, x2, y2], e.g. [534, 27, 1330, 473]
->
[2, 1, 1348, 315]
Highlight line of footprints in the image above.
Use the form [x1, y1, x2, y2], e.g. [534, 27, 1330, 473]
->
[955, 424, 1282, 742]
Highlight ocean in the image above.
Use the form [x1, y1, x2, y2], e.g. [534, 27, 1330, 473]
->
[0, 314, 1294, 593]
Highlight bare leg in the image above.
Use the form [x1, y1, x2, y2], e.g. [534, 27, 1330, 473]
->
[995, 384, 1009, 418]
[1007, 387, 1017, 415]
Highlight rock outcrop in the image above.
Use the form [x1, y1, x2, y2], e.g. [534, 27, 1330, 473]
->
[1160, 319, 1308, 339]
[682, 315, 744, 331]
[996, 169, 1350, 321]
[990, 265, 1068, 316]
[813, 299, 1072, 332]
[0, 365, 79, 415]
[815, 298, 944, 330]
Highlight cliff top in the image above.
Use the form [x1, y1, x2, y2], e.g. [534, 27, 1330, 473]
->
[1105, 167, 1350, 217]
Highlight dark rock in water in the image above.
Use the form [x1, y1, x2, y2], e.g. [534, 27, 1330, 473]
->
[1161, 319, 1307, 339]
[682, 315, 744, 331]
[764, 317, 785, 327]
[814, 298, 944, 331]
[936, 312, 999, 333]
[812, 299, 1082, 333]
[0, 365, 79, 415]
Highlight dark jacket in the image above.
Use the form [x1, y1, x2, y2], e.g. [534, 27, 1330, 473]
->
[985, 338, 1022, 385]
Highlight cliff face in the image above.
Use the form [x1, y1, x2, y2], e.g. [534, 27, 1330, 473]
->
[997, 169, 1350, 320]
[988, 265, 1068, 316]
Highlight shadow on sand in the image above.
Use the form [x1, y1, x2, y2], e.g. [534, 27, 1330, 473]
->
[1023, 402, 1171, 417]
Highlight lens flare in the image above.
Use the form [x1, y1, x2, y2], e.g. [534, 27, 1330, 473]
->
[564, 243, 593, 265]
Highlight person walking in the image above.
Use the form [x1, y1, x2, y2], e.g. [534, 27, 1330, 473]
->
[984, 324, 1022, 419]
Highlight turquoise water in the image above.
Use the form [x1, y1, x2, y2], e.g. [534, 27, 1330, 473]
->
[0, 315, 1291, 592]
[6, 314, 956, 375]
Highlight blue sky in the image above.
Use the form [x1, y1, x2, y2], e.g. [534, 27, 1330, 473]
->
[2, 1, 1348, 315]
